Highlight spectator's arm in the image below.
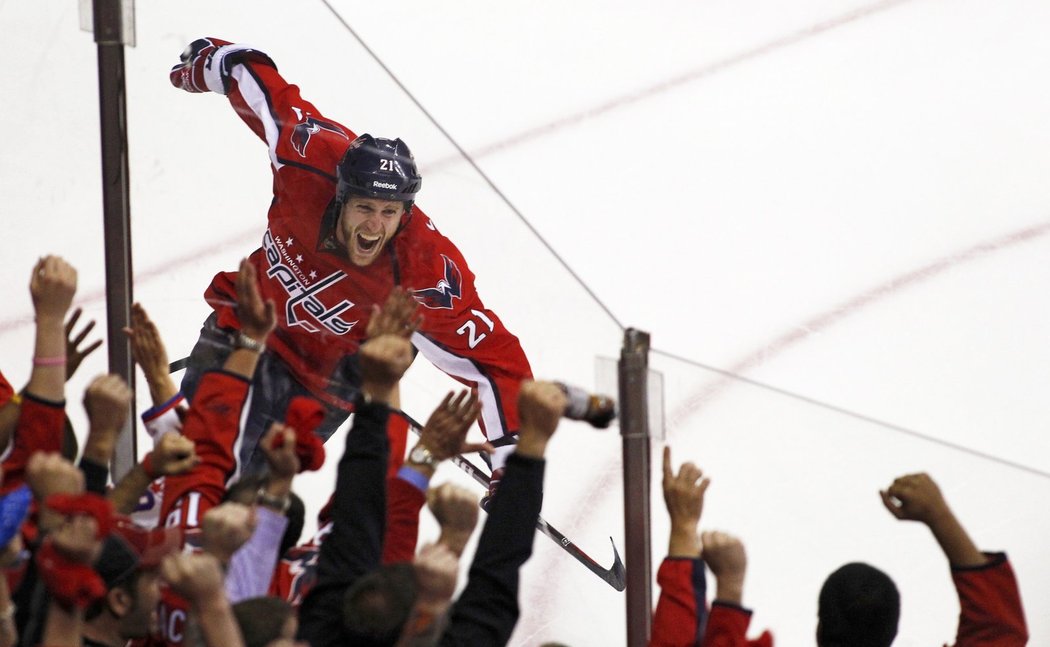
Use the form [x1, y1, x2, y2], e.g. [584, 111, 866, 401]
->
[428, 483, 479, 558]
[222, 259, 276, 380]
[881, 473, 1028, 644]
[650, 446, 711, 646]
[26, 256, 77, 403]
[108, 432, 198, 514]
[161, 552, 246, 647]
[124, 302, 178, 405]
[298, 334, 412, 646]
[439, 381, 565, 646]
[701, 532, 746, 606]
[201, 503, 257, 567]
[226, 506, 289, 603]
[880, 473, 985, 567]
[223, 423, 300, 602]
[79, 374, 133, 490]
[395, 543, 458, 647]
[64, 307, 102, 383]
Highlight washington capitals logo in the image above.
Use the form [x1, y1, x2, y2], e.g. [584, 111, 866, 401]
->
[412, 255, 463, 310]
[290, 112, 349, 157]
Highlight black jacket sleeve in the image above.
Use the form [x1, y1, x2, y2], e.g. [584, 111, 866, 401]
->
[440, 452, 545, 647]
[297, 401, 390, 647]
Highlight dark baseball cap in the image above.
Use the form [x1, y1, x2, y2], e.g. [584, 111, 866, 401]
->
[95, 517, 183, 589]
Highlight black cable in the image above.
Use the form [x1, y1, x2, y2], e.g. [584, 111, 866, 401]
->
[651, 347, 1050, 480]
[316, 0, 624, 330]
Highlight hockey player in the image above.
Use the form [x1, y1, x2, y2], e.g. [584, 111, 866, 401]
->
[169, 38, 533, 479]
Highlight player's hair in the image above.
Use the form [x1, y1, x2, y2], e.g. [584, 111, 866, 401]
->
[233, 596, 294, 647]
[341, 562, 419, 647]
[817, 562, 900, 647]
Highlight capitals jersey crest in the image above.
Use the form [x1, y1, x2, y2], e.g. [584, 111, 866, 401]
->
[411, 254, 463, 310]
[290, 112, 349, 157]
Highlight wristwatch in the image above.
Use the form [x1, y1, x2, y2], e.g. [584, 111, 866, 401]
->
[235, 332, 265, 353]
[255, 488, 291, 513]
[407, 444, 438, 468]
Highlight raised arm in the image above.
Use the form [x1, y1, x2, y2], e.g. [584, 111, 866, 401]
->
[170, 37, 351, 174]
[649, 446, 710, 647]
[880, 472, 1028, 645]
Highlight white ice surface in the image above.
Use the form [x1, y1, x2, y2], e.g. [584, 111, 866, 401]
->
[2, 1, 1049, 644]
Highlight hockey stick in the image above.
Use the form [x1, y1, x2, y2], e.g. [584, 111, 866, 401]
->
[170, 355, 626, 591]
[397, 409, 627, 592]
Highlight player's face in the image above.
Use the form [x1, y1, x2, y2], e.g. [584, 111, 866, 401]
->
[337, 196, 405, 266]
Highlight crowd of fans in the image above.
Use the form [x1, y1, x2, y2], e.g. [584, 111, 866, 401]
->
[0, 254, 1029, 646]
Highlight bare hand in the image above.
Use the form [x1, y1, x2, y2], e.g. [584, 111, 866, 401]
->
[160, 552, 227, 605]
[413, 542, 459, 606]
[366, 287, 423, 339]
[701, 530, 747, 604]
[358, 335, 414, 394]
[428, 483, 479, 556]
[260, 423, 300, 479]
[880, 472, 951, 525]
[419, 390, 491, 461]
[30, 256, 77, 320]
[517, 380, 567, 442]
[26, 453, 85, 501]
[235, 259, 276, 342]
[662, 446, 710, 530]
[123, 303, 171, 378]
[49, 514, 103, 564]
[151, 432, 200, 476]
[64, 308, 102, 381]
[83, 374, 132, 434]
[0, 535, 24, 569]
[201, 502, 256, 563]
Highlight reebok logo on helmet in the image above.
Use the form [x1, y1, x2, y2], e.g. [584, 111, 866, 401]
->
[372, 181, 398, 190]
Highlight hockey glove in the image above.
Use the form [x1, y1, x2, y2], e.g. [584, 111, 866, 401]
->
[170, 37, 277, 95]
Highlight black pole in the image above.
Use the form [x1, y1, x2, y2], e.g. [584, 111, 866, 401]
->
[620, 328, 652, 646]
[93, 0, 136, 479]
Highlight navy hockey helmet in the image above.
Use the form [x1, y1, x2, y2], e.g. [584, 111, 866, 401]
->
[335, 134, 422, 209]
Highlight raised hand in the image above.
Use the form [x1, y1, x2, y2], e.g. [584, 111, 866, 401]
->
[880, 472, 986, 568]
[418, 390, 491, 461]
[160, 551, 227, 604]
[880, 472, 950, 524]
[123, 303, 175, 397]
[427, 482, 479, 556]
[235, 259, 277, 343]
[514, 381, 568, 459]
[701, 530, 747, 605]
[83, 374, 132, 437]
[358, 335, 415, 404]
[26, 453, 85, 502]
[413, 542, 459, 608]
[30, 256, 77, 321]
[64, 308, 102, 381]
[366, 287, 423, 339]
[201, 502, 257, 565]
[149, 432, 200, 476]
[81, 374, 133, 466]
[662, 446, 710, 557]
[260, 423, 301, 480]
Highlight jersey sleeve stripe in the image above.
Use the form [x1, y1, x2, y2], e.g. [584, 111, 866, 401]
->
[410, 332, 509, 442]
[230, 65, 284, 171]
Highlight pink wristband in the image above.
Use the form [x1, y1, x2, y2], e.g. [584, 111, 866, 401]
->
[32, 356, 66, 367]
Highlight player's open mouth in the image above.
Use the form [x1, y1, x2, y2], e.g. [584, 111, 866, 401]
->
[355, 232, 381, 254]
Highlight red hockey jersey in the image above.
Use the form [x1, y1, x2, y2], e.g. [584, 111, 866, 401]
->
[198, 48, 532, 443]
